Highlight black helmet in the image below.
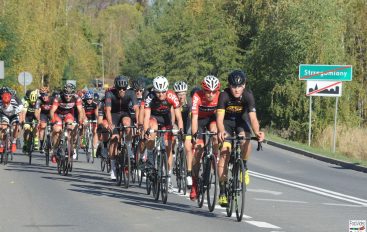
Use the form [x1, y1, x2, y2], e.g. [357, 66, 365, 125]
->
[132, 78, 146, 90]
[93, 92, 100, 101]
[25, 89, 32, 99]
[228, 70, 247, 86]
[114, 75, 129, 89]
[63, 83, 76, 94]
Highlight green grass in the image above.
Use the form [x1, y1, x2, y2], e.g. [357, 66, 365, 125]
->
[266, 133, 367, 168]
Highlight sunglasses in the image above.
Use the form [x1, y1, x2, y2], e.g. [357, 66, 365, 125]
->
[155, 91, 167, 94]
[64, 94, 73, 97]
[40, 93, 48, 97]
[117, 87, 127, 91]
[135, 89, 144, 92]
[230, 85, 244, 89]
[204, 90, 218, 95]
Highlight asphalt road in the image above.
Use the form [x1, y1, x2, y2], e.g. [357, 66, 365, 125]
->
[0, 142, 366, 232]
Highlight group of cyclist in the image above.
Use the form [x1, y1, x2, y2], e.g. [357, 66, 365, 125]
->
[0, 69, 264, 208]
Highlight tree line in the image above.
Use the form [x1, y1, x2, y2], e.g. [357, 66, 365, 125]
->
[0, 0, 366, 148]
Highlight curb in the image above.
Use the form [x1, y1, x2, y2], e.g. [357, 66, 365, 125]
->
[266, 140, 367, 173]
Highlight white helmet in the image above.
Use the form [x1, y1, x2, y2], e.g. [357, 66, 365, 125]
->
[173, 81, 188, 92]
[201, 75, 220, 91]
[153, 76, 169, 92]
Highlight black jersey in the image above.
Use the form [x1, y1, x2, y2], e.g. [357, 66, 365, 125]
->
[105, 88, 138, 113]
[217, 88, 256, 120]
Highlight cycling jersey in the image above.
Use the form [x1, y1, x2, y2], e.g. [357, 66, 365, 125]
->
[217, 88, 256, 120]
[98, 97, 105, 118]
[191, 90, 220, 118]
[23, 100, 37, 115]
[144, 90, 180, 116]
[105, 88, 137, 114]
[83, 100, 98, 120]
[35, 97, 53, 115]
[52, 95, 82, 116]
[0, 98, 21, 124]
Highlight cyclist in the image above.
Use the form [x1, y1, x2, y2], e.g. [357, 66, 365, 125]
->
[172, 81, 193, 188]
[189, 75, 221, 200]
[105, 75, 139, 180]
[83, 91, 99, 157]
[0, 91, 22, 153]
[35, 87, 53, 153]
[217, 70, 265, 207]
[143, 76, 184, 193]
[50, 83, 84, 163]
[96, 95, 109, 158]
[22, 90, 40, 152]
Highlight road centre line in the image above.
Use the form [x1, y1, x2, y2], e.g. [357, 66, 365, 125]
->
[245, 220, 281, 229]
[250, 171, 367, 206]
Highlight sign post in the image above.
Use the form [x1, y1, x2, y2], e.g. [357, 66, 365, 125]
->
[300, 64, 352, 152]
[18, 72, 33, 94]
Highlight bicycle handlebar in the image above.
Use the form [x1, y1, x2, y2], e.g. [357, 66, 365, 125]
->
[225, 135, 264, 151]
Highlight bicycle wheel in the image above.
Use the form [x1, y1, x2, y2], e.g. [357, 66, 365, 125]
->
[45, 135, 51, 166]
[90, 133, 94, 164]
[3, 138, 9, 165]
[175, 150, 181, 192]
[122, 146, 130, 188]
[28, 134, 34, 165]
[226, 179, 234, 217]
[106, 157, 111, 173]
[101, 157, 106, 172]
[180, 149, 187, 195]
[116, 161, 122, 186]
[197, 157, 205, 208]
[207, 155, 218, 212]
[85, 132, 90, 163]
[146, 171, 152, 195]
[75, 132, 80, 160]
[161, 150, 168, 204]
[234, 159, 246, 222]
[152, 150, 160, 201]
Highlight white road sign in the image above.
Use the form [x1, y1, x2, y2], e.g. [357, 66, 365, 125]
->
[306, 81, 342, 97]
[18, 72, 33, 86]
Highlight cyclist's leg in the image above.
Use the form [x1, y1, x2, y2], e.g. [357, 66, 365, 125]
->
[121, 116, 133, 158]
[237, 121, 252, 185]
[208, 118, 219, 158]
[51, 114, 63, 158]
[109, 113, 123, 180]
[185, 118, 193, 186]
[11, 116, 20, 151]
[39, 113, 48, 151]
[23, 115, 33, 151]
[145, 117, 158, 166]
[64, 113, 76, 159]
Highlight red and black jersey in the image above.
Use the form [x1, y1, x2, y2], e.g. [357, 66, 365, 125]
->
[52, 95, 82, 116]
[192, 90, 220, 119]
[83, 100, 98, 119]
[144, 90, 180, 116]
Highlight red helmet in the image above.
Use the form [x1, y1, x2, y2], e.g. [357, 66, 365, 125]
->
[2, 92, 12, 104]
[201, 75, 220, 91]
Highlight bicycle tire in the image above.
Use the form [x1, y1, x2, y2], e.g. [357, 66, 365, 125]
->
[153, 150, 160, 201]
[75, 131, 80, 160]
[106, 157, 111, 173]
[45, 135, 51, 166]
[101, 157, 106, 172]
[90, 132, 94, 164]
[207, 155, 218, 212]
[28, 134, 33, 165]
[116, 162, 122, 186]
[161, 150, 168, 204]
[235, 159, 246, 222]
[175, 150, 181, 192]
[3, 137, 9, 165]
[197, 157, 205, 208]
[146, 172, 151, 195]
[122, 146, 130, 188]
[85, 131, 90, 163]
[180, 149, 187, 195]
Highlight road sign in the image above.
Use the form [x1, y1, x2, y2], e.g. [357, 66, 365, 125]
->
[299, 64, 352, 81]
[18, 72, 33, 86]
[306, 81, 342, 97]
[0, 61, 4, 79]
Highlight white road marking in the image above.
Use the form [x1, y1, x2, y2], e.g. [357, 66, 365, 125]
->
[250, 171, 367, 206]
[248, 188, 282, 195]
[254, 198, 307, 204]
[322, 203, 365, 207]
[245, 220, 281, 229]
[221, 212, 252, 219]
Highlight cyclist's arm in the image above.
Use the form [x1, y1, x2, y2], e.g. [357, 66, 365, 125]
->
[216, 109, 225, 133]
[133, 105, 139, 125]
[105, 106, 112, 127]
[174, 107, 183, 130]
[138, 103, 145, 126]
[94, 104, 99, 120]
[191, 113, 198, 136]
[76, 104, 84, 124]
[248, 112, 264, 141]
[35, 108, 41, 122]
[49, 104, 57, 122]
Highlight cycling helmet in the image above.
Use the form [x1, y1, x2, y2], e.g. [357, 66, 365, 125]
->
[84, 92, 93, 99]
[29, 91, 38, 103]
[63, 83, 76, 94]
[201, 75, 220, 91]
[93, 93, 100, 101]
[132, 78, 146, 90]
[153, 76, 169, 92]
[52, 90, 61, 99]
[25, 89, 32, 99]
[174, 81, 188, 92]
[39, 86, 49, 94]
[228, 70, 247, 86]
[1, 92, 11, 104]
[114, 75, 129, 89]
